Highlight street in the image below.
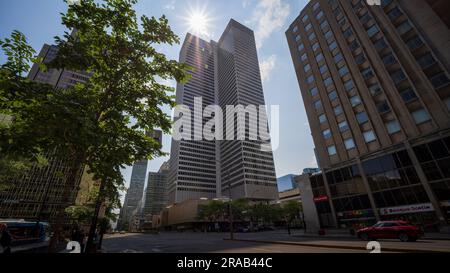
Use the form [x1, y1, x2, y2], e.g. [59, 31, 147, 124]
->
[102, 231, 450, 253]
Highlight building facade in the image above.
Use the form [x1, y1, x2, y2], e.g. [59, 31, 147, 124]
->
[168, 19, 278, 204]
[143, 161, 170, 218]
[0, 44, 90, 221]
[286, 0, 450, 231]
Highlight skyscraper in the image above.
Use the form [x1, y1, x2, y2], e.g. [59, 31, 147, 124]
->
[0, 44, 90, 221]
[117, 130, 163, 230]
[168, 19, 278, 204]
[286, 0, 450, 229]
[143, 161, 170, 217]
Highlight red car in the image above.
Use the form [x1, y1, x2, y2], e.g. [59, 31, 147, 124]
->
[357, 221, 423, 242]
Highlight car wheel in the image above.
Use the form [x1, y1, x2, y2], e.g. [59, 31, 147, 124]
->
[399, 233, 410, 242]
[360, 233, 370, 241]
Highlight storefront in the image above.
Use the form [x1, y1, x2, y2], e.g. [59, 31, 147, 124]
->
[379, 203, 439, 232]
[336, 209, 377, 230]
[441, 201, 450, 225]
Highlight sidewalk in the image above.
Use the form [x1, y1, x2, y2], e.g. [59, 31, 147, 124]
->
[291, 230, 450, 241]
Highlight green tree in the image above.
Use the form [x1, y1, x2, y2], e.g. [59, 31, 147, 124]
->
[198, 200, 226, 231]
[282, 201, 301, 235]
[0, 0, 190, 252]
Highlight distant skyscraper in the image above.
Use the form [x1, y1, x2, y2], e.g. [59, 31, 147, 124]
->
[286, 0, 450, 228]
[0, 44, 90, 221]
[277, 175, 299, 192]
[118, 130, 162, 230]
[143, 162, 170, 217]
[168, 19, 278, 204]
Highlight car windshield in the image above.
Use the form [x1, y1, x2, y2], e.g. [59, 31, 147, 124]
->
[373, 222, 383, 227]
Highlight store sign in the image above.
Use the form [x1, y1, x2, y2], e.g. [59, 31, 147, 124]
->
[314, 195, 329, 203]
[337, 209, 374, 219]
[379, 203, 434, 216]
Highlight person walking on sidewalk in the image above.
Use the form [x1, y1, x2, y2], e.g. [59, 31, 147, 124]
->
[0, 223, 12, 254]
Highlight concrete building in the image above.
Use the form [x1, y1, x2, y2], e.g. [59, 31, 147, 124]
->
[117, 130, 163, 231]
[143, 162, 170, 218]
[0, 44, 90, 222]
[168, 19, 278, 204]
[278, 188, 301, 204]
[286, 0, 450, 231]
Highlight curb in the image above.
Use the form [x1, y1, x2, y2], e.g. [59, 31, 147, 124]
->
[223, 238, 450, 253]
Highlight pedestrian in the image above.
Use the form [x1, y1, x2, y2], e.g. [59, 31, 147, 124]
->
[0, 223, 12, 254]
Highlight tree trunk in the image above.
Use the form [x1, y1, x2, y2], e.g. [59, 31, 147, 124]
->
[85, 178, 107, 253]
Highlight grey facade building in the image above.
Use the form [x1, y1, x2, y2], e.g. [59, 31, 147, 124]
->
[168, 19, 278, 204]
[0, 44, 89, 221]
[286, 0, 450, 230]
[118, 130, 163, 230]
[143, 161, 170, 217]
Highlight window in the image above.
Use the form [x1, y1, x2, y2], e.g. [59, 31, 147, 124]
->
[307, 75, 315, 84]
[301, 53, 308, 62]
[324, 77, 333, 87]
[328, 145, 337, 156]
[412, 109, 430, 124]
[314, 100, 323, 110]
[387, 7, 403, 21]
[344, 79, 354, 91]
[349, 40, 359, 51]
[377, 101, 391, 114]
[386, 120, 401, 134]
[343, 27, 353, 39]
[293, 26, 299, 33]
[312, 42, 320, 51]
[309, 32, 316, 41]
[382, 53, 397, 66]
[391, 69, 407, 85]
[304, 64, 311, 72]
[329, 41, 338, 51]
[355, 53, 366, 65]
[445, 97, 450, 111]
[367, 25, 380, 38]
[400, 88, 418, 103]
[339, 121, 349, 132]
[313, 2, 320, 11]
[316, 11, 324, 20]
[350, 95, 362, 107]
[310, 87, 319, 96]
[316, 53, 324, 63]
[321, 20, 329, 30]
[397, 20, 412, 35]
[333, 7, 342, 17]
[329, 90, 338, 101]
[362, 67, 375, 80]
[302, 14, 309, 23]
[338, 17, 347, 27]
[298, 43, 305, 51]
[334, 105, 343, 116]
[406, 36, 424, 51]
[430, 73, 450, 89]
[356, 112, 369, 124]
[334, 53, 343, 64]
[319, 64, 328, 74]
[344, 138, 356, 150]
[363, 130, 377, 143]
[305, 23, 313, 32]
[339, 66, 349, 77]
[416, 53, 436, 69]
[369, 83, 382, 96]
[360, 12, 371, 25]
[323, 129, 332, 139]
[319, 113, 327, 124]
[325, 30, 333, 40]
[374, 38, 388, 51]
[295, 35, 301, 42]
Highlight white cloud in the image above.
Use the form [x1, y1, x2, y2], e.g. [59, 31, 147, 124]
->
[247, 0, 291, 49]
[164, 0, 176, 10]
[242, 0, 253, 8]
[260, 55, 277, 83]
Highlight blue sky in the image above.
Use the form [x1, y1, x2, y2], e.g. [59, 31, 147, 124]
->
[0, 0, 316, 192]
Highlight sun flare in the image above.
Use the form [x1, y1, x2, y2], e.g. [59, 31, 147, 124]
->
[183, 5, 213, 38]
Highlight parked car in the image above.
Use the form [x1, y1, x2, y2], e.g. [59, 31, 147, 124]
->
[357, 221, 423, 242]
